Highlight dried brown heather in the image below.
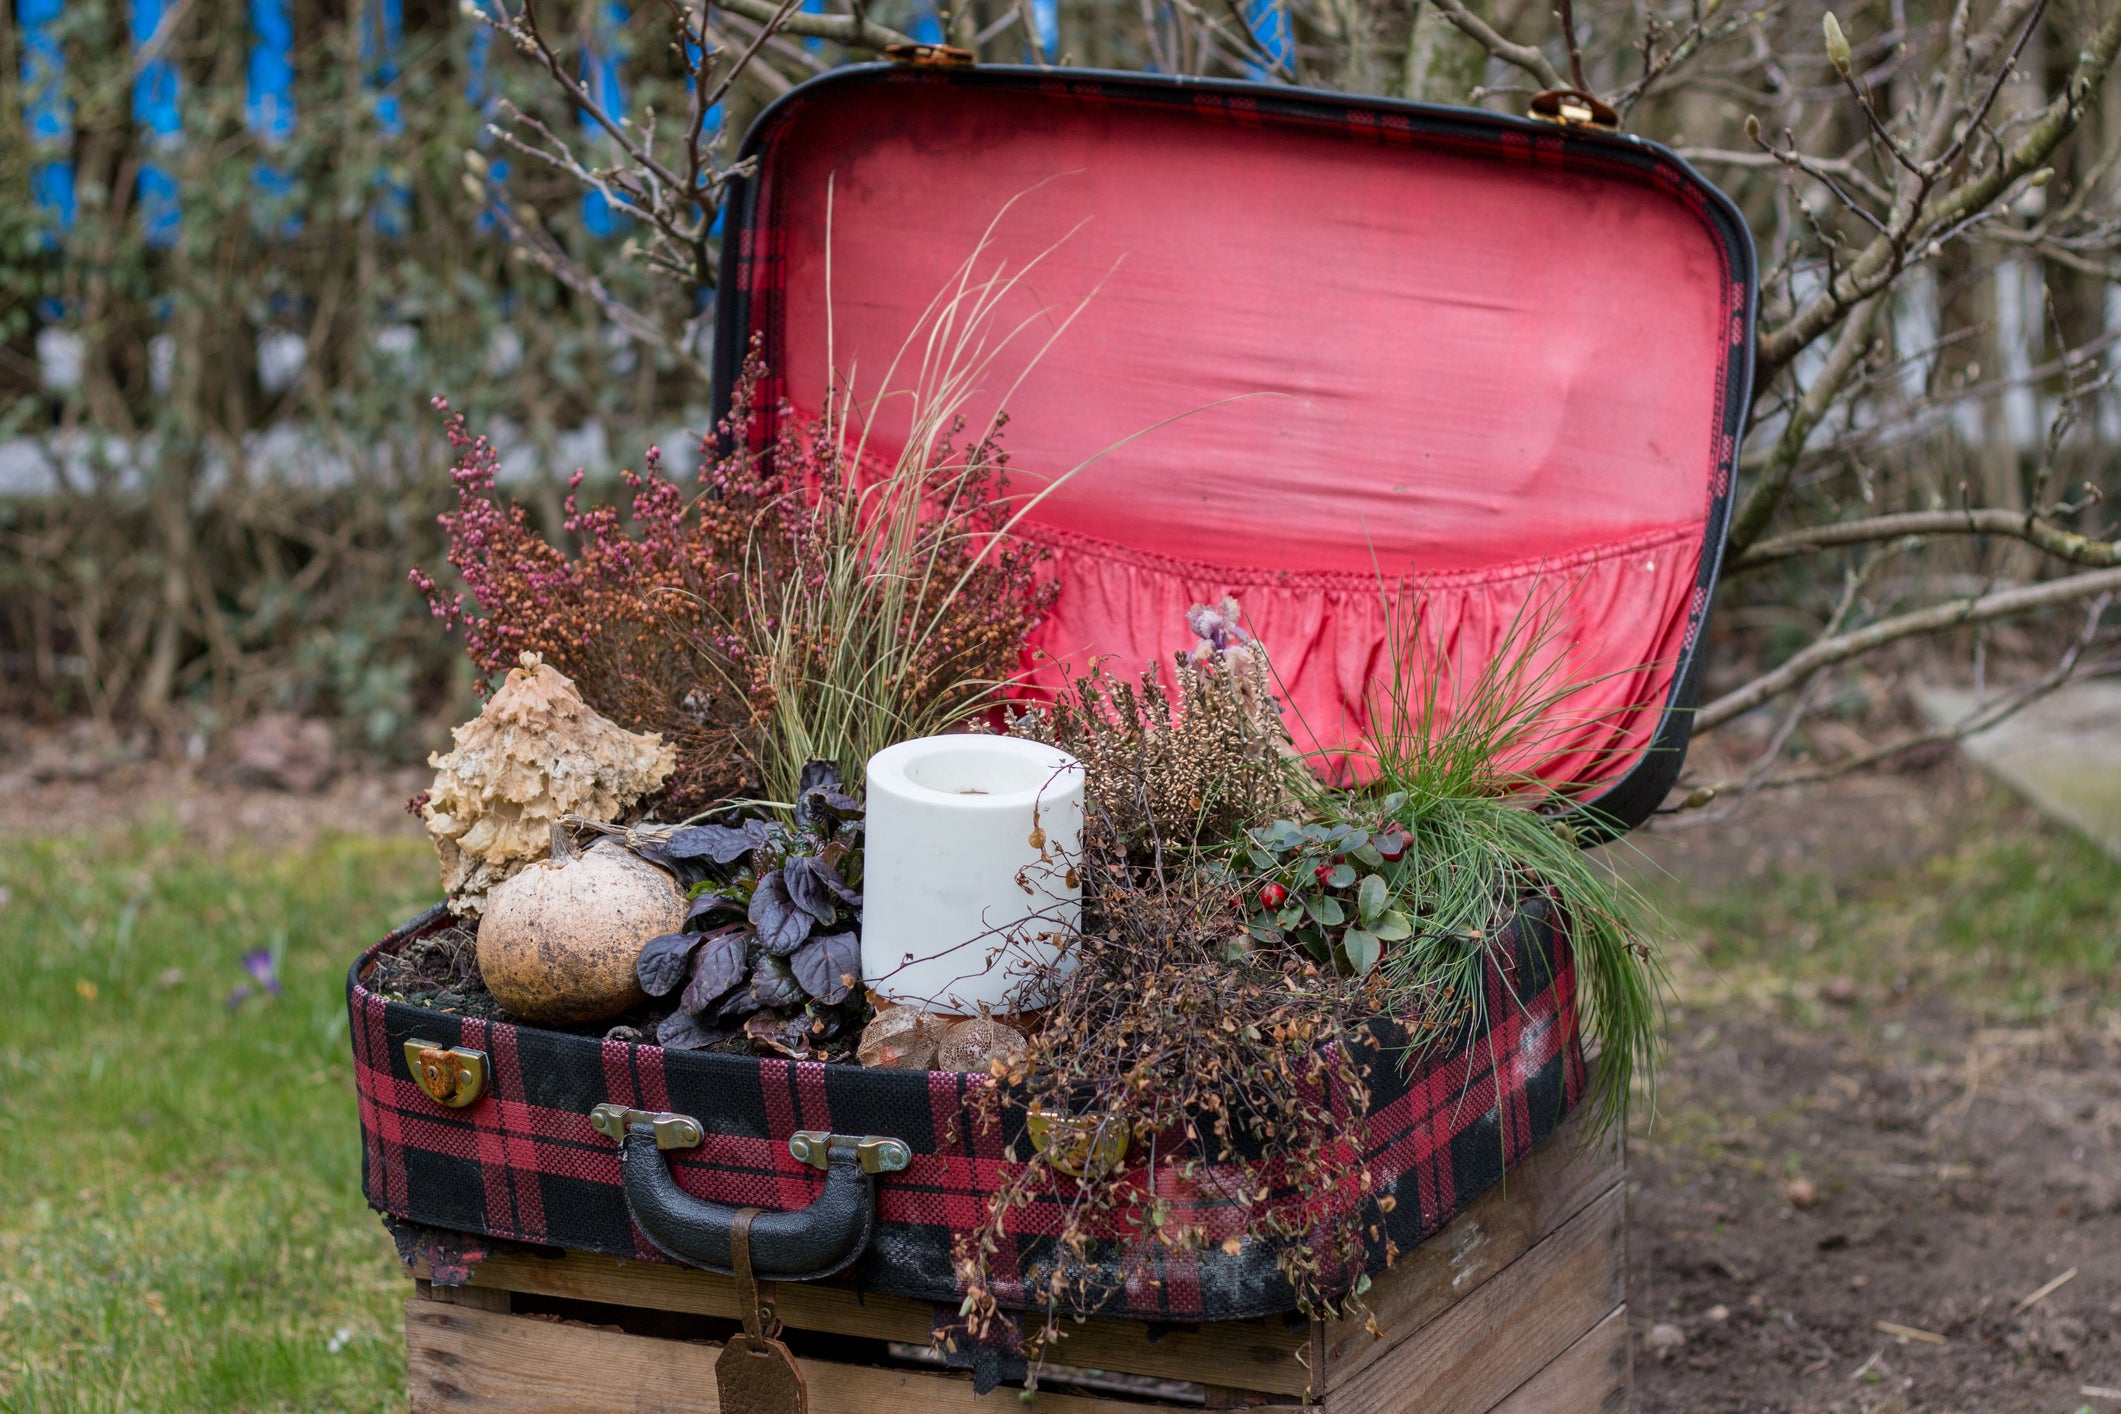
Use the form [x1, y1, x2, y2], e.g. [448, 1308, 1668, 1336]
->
[413, 348, 1051, 815]
[953, 840, 1394, 1360]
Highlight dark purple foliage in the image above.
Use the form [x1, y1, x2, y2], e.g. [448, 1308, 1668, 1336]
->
[637, 767, 867, 1054]
[790, 931, 860, 1005]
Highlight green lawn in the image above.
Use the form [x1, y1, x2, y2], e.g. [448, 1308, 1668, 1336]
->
[1650, 800, 2121, 1020]
[0, 802, 2114, 1410]
[0, 828, 434, 1414]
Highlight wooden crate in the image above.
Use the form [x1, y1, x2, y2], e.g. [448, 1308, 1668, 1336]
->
[402, 1107, 1627, 1412]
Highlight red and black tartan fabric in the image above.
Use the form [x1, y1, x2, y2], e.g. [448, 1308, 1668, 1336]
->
[350, 898, 1586, 1323]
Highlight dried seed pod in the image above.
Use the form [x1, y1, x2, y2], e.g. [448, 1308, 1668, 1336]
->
[424, 652, 677, 915]
[936, 1016, 1028, 1075]
[858, 1004, 950, 1070]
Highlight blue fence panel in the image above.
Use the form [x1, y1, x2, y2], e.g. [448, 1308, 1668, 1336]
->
[465, 0, 513, 233]
[363, 0, 411, 234]
[578, 1, 629, 238]
[248, 0, 301, 233]
[19, 0, 76, 238]
[1242, 0, 1290, 76]
[129, 0, 182, 247]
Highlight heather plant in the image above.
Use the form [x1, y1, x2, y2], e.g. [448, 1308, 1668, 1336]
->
[411, 344, 1053, 817]
[1006, 596, 1297, 863]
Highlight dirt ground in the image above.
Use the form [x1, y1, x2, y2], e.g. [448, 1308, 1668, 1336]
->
[1628, 759, 2121, 1413]
[5, 715, 2115, 1411]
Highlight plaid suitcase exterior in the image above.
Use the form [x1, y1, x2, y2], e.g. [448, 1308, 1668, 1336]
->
[349, 896, 1586, 1323]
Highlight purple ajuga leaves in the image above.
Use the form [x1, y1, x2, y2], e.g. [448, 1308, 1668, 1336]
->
[790, 930, 860, 1005]
[665, 818, 775, 865]
[680, 929, 749, 1013]
[632, 761, 867, 1055]
[748, 868, 811, 955]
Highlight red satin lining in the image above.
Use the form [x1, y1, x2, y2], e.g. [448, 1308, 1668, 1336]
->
[747, 80, 1736, 789]
[1017, 521, 1700, 788]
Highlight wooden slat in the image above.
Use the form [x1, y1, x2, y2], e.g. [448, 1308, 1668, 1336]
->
[416, 1278, 510, 1312]
[1317, 1107, 1620, 1391]
[1488, 1305, 1630, 1414]
[411, 1108, 1614, 1402]
[417, 1249, 1312, 1396]
[1323, 1184, 1625, 1414]
[404, 1298, 1309, 1413]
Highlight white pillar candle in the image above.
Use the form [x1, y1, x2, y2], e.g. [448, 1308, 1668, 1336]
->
[862, 735, 1085, 1016]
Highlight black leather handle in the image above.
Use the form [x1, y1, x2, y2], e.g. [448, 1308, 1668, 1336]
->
[617, 1126, 879, 1281]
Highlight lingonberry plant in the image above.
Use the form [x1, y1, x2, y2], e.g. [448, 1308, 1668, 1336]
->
[1237, 810, 1418, 977]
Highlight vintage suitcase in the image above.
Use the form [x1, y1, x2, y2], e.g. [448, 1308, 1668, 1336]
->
[353, 58, 1753, 1410]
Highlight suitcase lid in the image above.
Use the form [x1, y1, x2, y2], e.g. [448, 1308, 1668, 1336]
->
[713, 67, 1756, 834]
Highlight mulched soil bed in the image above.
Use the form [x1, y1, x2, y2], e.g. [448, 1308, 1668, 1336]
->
[1631, 992, 2121, 1413]
[361, 916, 862, 1060]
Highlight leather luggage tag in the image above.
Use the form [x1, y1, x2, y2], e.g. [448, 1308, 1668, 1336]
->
[717, 1208, 809, 1414]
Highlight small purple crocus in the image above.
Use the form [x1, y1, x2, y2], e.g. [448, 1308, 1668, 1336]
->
[227, 948, 284, 1009]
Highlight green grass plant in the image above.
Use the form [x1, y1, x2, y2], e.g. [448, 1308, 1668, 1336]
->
[1301, 588, 1664, 1131]
[0, 827, 433, 1413]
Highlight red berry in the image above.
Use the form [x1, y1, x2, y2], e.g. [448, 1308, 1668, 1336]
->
[1315, 864, 1335, 885]
[1259, 883, 1288, 909]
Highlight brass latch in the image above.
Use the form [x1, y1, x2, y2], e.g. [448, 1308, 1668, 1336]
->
[1528, 88, 1620, 131]
[405, 1040, 488, 1108]
[787, 1130, 913, 1174]
[883, 42, 975, 67]
[590, 1103, 704, 1150]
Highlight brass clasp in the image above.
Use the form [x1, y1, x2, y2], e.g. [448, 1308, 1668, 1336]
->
[405, 1040, 488, 1108]
[589, 1103, 704, 1150]
[1527, 88, 1621, 131]
[787, 1130, 913, 1174]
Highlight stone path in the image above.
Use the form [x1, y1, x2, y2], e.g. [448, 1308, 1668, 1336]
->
[1918, 678, 2121, 859]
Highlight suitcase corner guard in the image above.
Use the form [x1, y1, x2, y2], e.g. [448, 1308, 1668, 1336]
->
[589, 1104, 904, 1282]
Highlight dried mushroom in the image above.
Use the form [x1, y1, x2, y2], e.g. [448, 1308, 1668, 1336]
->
[424, 652, 677, 915]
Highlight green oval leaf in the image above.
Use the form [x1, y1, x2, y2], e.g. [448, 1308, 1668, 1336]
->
[1308, 894, 1345, 927]
[1342, 929, 1381, 977]
[1326, 862, 1357, 890]
[1358, 873, 1388, 922]
[1372, 909, 1413, 942]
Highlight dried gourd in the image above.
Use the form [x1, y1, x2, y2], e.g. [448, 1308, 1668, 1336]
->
[423, 652, 676, 916]
[478, 835, 686, 1025]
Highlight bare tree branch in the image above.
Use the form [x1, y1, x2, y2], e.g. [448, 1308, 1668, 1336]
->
[1734, 508, 2121, 572]
[1727, 296, 1885, 554]
[1756, 0, 2121, 378]
[1697, 567, 2121, 732]
[714, 0, 914, 49]
[1426, 0, 1566, 88]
